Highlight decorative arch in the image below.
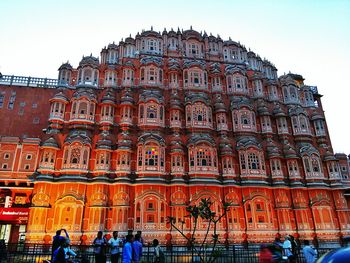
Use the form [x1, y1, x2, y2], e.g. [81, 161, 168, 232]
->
[113, 191, 130, 206]
[52, 195, 84, 232]
[134, 191, 167, 230]
[31, 192, 50, 207]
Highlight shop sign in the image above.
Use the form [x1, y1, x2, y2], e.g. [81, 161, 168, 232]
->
[0, 207, 29, 223]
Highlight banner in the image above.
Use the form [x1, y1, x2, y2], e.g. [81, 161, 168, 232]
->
[0, 207, 29, 223]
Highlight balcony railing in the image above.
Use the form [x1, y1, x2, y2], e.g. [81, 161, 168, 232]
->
[0, 75, 58, 88]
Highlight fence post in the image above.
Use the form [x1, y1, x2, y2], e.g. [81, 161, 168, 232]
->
[232, 244, 235, 263]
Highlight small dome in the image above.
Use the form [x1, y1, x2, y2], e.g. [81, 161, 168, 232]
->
[124, 36, 135, 45]
[79, 55, 99, 68]
[169, 91, 182, 109]
[96, 131, 113, 150]
[50, 91, 69, 103]
[72, 88, 97, 101]
[283, 142, 298, 158]
[101, 89, 115, 104]
[117, 131, 132, 150]
[273, 104, 287, 117]
[58, 62, 73, 71]
[213, 94, 226, 112]
[167, 28, 177, 37]
[266, 140, 282, 158]
[120, 88, 134, 105]
[107, 42, 118, 49]
[140, 27, 161, 38]
[41, 137, 59, 149]
[257, 101, 270, 116]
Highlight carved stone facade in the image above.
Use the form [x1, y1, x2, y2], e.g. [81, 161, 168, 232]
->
[1, 27, 350, 244]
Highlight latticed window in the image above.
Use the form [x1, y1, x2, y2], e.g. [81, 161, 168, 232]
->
[240, 153, 246, 170]
[139, 103, 164, 126]
[186, 103, 212, 128]
[196, 148, 212, 166]
[137, 144, 165, 173]
[70, 148, 80, 164]
[184, 68, 207, 88]
[248, 153, 260, 170]
[302, 154, 322, 178]
[145, 147, 159, 166]
[233, 109, 256, 132]
[147, 105, 157, 119]
[239, 150, 266, 175]
[188, 145, 218, 173]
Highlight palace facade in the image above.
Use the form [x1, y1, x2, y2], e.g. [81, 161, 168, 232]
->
[0, 27, 350, 245]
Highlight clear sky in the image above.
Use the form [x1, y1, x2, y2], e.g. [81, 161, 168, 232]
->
[0, 0, 349, 154]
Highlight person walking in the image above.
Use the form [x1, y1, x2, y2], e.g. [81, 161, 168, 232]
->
[93, 231, 107, 263]
[132, 233, 143, 263]
[302, 240, 317, 263]
[153, 239, 165, 263]
[122, 234, 133, 263]
[108, 231, 122, 263]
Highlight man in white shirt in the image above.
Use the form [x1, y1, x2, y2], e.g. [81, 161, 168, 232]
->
[108, 231, 122, 263]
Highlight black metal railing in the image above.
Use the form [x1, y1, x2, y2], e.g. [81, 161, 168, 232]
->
[0, 243, 338, 263]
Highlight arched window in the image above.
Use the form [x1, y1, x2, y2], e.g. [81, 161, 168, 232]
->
[222, 156, 235, 175]
[171, 154, 184, 174]
[188, 144, 218, 174]
[302, 154, 323, 178]
[270, 159, 283, 178]
[283, 85, 299, 104]
[122, 69, 134, 86]
[291, 114, 310, 135]
[314, 120, 326, 136]
[186, 102, 213, 129]
[137, 142, 165, 173]
[216, 113, 228, 131]
[245, 197, 272, 229]
[253, 80, 263, 97]
[260, 116, 272, 133]
[62, 143, 90, 170]
[139, 102, 164, 127]
[39, 150, 56, 170]
[232, 109, 256, 132]
[95, 151, 111, 171]
[104, 71, 116, 86]
[227, 73, 248, 94]
[140, 66, 163, 85]
[239, 149, 266, 176]
[183, 68, 207, 89]
[287, 160, 300, 178]
[276, 117, 288, 134]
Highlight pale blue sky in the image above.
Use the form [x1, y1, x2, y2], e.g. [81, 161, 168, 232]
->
[0, 0, 349, 153]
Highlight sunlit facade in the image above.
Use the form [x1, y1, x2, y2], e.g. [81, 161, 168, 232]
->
[1, 27, 350, 245]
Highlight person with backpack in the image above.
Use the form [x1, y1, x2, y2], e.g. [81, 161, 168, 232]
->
[122, 234, 133, 263]
[132, 234, 143, 263]
[93, 231, 107, 263]
[153, 239, 165, 263]
[302, 240, 317, 263]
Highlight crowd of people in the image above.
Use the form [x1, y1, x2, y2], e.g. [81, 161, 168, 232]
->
[51, 229, 164, 263]
[259, 235, 318, 263]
